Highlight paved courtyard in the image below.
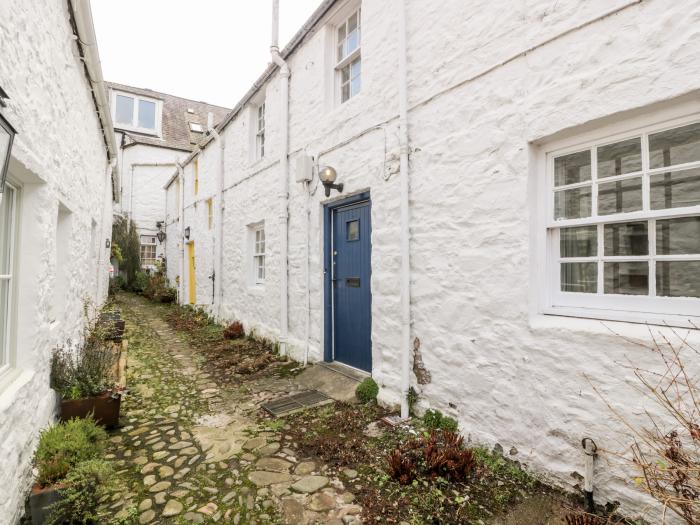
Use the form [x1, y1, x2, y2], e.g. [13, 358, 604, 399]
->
[102, 295, 363, 525]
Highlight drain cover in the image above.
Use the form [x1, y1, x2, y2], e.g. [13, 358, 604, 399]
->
[262, 390, 333, 417]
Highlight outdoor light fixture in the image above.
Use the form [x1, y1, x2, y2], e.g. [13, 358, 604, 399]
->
[319, 166, 343, 197]
[0, 110, 17, 205]
[184, 227, 190, 239]
[156, 221, 166, 243]
[105, 239, 111, 248]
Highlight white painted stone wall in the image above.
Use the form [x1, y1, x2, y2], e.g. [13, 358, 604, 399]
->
[176, 0, 700, 518]
[116, 140, 188, 265]
[0, 1, 114, 522]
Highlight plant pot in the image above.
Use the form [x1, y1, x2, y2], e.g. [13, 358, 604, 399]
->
[29, 484, 64, 525]
[60, 392, 121, 428]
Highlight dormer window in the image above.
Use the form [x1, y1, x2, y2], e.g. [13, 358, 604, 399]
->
[112, 91, 162, 135]
[189, 122, 204, 133]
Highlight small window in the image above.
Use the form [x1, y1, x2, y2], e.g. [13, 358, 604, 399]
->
[347, 220, 360, 241]
[546, 116, 700, 321]
[112, 91, 161, 134]
[207, 199, 213, 230]
[140, 236, 157, 267]
[190, 122, 204, 133]
[256, 102, 265, 159]
[193, 158, 199, 196]
[335, 9, 361, 103]
[252, 226, 265, 284]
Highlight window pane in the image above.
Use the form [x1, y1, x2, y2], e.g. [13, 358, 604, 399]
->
[656, 217, 700, 255]
[649, 122, 700, 169]
[561, 262, 597, 293]
[560, 226, 597, 258]
[597, 138, 642, 178]
[138, 100, 156, 129]
[341, 65, 350, 83]
[554, 150, 591, 186]
[115, 95, 134, 125]
[0, 280, 8, 363]
[656, 261, 700, 298]
[337, 24, 346, 45]
[347, 220, 359, 241]
[347, 29, 359, 54]
[341, 83, 350, 103]
[598, 177, 643, 215]
[650, 167, 700, 210]
[604, 222, 648, 256]
[0, 185, 14, 274]
[554, 186, 591, 220]
[348, 12, 357, 32]
[604, 262, 648, 295]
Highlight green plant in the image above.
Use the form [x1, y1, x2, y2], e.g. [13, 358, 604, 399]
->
[132, 271, 149, 294]
[50, 336, 117, 400]
[355, 377, 379, 403]
[110, 242, 124, 264]
[407, 386, 419, 416]
[34, 417, 107, 487]
[423, 409, 458, 432]
[48, 459, 113, 525]
[111, 217, 141, 289]
[108, 276, 125, 296]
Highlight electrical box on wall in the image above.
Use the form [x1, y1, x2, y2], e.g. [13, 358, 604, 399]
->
[295, 154, 314, 183]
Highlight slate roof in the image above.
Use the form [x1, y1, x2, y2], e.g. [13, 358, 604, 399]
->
[106, 81, 230, 152]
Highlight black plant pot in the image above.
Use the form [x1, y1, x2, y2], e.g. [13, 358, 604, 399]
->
[29, 485, 63, 525]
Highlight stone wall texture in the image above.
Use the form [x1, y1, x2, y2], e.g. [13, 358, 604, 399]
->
[168, 0, 700, 518]
[0, 1, 113, 522]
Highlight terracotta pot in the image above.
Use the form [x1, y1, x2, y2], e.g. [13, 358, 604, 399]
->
[29, 484, 64, 525]
[60, 391, 121, 428]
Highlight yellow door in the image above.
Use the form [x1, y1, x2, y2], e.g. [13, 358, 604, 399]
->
[187, 242, 196, 304]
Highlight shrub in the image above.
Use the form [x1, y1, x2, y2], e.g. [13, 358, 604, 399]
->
[387, 430, 476, 484]
[48, 459, 113, 525]
[355, 378, 379, 403]
[111, 217, 141, 289]
[223, 320, 245, 340]
[423, 408, 458, 432]
[132, 271, 149, 294]
[108, 276, 125, 296]
[34, 417, 107, 487]
[51, 336, 116, 400]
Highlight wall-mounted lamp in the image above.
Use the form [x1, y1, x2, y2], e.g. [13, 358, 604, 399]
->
[319, 166, 343, 197]
[184, 227, 190, 239]
[0, 109, 17, 206]
[156, 221, 166, 243]
[105, 239, 111, 248]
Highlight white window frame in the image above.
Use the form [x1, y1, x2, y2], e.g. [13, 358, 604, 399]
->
[334, 6, 361, 104]
[251, 224, 265, 285]
[140, 235, 157, 267]
[540, 109, 700, 326]
[0, 182, 18, 375]
[111, 90, 163, 136]
[256, 102, 266, 160]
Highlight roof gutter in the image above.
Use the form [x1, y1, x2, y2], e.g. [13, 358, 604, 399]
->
[67, 0, 117, 161]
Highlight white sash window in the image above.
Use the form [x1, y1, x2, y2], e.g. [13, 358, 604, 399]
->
[0, 183, 17, 371]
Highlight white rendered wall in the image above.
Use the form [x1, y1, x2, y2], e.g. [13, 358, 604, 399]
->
[176, 0, 700, 518]
[0, 1, 114, 522]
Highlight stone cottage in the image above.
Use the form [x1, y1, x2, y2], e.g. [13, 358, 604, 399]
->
[0, 0, 116, 522]
[108, 82, 228, 271]
[163, 0, 700, 516]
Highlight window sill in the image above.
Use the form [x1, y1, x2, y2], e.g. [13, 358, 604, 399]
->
[535, 306, 700, 334]
[0, 368, 36, 411]
[247, 284, 266, 295]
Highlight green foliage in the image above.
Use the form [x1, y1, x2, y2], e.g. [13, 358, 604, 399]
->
[143, 266, 177, 303]
[111, 217, 141, 289]
[472, 446, 536, 488]
[50, 309, 117, 400]
[108, 276, 125, 296]
[423, 409, 458, 432]
[356, 377, 379, 403]
[48, 459, 113, 525]
[34, 417, 107, 487]
[133, 271, 149, 294]
[110, 242, 124, 264]
[407, 386, 419, 416]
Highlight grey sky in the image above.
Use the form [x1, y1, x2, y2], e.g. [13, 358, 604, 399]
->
[91, 1, 322, 108]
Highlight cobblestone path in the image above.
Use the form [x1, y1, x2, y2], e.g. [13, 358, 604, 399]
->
[101, 295, 363, 525]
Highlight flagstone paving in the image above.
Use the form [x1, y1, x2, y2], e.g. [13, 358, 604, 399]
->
[101, 294, 364, 525]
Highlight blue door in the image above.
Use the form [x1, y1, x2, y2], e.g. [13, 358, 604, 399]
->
[332, 200, 372, 372]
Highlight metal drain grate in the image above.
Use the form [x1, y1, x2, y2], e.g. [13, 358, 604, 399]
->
[262, 390, 333, 417]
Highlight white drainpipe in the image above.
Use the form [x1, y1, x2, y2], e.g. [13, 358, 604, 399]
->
[177, 163, 185, 303]
[208, 126, 226, 318]
[398, 0, 411, 420]
[271, 0, 290, 356]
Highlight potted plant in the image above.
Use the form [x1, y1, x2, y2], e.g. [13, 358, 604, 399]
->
[50, 319, 125, 428]
[29, 417, 108, 524]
